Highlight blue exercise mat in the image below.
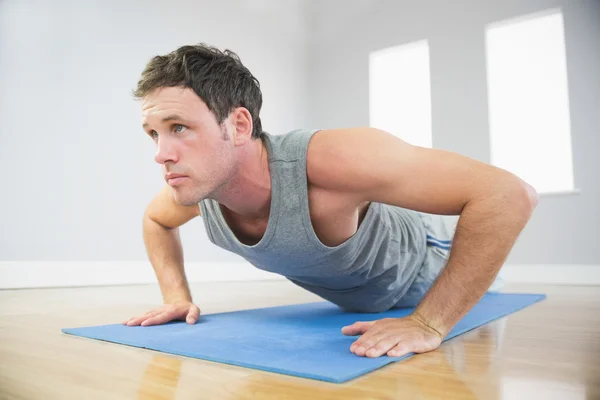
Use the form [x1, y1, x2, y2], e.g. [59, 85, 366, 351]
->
[62, 292, 545, 383]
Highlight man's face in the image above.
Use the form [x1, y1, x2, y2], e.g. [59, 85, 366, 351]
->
[141, 87, 237, 206]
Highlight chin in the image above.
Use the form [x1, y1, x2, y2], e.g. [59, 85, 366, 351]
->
[172, 187, 206, 207]
[177, 196, 201, 207]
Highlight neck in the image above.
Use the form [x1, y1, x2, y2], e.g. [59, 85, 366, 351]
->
[212, 137, 271, 221]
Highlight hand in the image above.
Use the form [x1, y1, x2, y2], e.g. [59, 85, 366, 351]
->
[123, 300, 201, 327]
[341, 314, 444, 358]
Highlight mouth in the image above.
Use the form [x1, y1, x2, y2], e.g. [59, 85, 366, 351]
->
[165, 174, 189, 186]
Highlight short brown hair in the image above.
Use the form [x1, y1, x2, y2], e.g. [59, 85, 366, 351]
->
[133, 43, 264, 139]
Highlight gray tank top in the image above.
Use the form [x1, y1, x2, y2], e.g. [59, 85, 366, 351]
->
[199, 129, 428, 313]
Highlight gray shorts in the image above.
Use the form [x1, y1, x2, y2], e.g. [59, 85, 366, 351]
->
[393, 213, 504, 308]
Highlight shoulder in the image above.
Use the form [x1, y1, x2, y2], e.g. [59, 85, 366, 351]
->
[306, 127, 406, 193]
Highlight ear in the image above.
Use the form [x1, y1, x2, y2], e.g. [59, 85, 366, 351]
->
[230, 107, 254, 146]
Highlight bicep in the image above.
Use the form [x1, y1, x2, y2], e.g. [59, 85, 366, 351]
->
[307, 127, 522, 215]
[145, 184, 201, 229]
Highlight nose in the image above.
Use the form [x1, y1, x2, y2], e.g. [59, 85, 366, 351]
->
[154, 136, 179, 165]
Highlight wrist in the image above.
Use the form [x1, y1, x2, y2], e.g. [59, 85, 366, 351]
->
[412, 308, 448, 338]
[163, 289, 192, 304]
[161, 277, 192, 304]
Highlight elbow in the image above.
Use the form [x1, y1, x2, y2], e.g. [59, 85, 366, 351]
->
[525, 182, 539, 210]
[511, 178, 539, 217]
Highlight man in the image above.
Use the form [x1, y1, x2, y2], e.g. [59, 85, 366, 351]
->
[123, 44, 538, 359]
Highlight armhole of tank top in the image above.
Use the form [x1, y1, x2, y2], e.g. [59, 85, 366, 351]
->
[198, 199, 207, 216]
[296, 129, 330, 251]
[198, 200, 214, 242]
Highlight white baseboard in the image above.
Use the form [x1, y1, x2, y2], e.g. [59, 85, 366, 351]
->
[0, 262, 598, 289]
[499, 264, 600, 285]
[0, 261, 282, 290]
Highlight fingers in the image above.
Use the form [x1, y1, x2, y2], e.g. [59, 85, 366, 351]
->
[347, 318, 405, 358]
[354, 333, 437, 358]
[386, 335, 432, 357]
[141, 311, 175, 326]
[351, 331, 390, 357]
[365, 335, 402, 358]
[123, 303, 201, 327]
[341, 321, 376, 336]
[347, 320, 386, 355]
[124, 310, 161, 326]
[352, 332, 410, 358]
[387, 343, 411, 358]
[186, 305, 201, 324]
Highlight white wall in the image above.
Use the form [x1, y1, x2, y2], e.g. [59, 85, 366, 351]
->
[0, 0, 310, 266]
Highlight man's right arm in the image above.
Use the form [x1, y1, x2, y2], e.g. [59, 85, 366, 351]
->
[143, 184, 201, 304]
[124, 185, 201, 326]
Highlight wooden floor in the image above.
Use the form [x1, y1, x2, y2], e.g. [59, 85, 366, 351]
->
[0, 281, 598, 400]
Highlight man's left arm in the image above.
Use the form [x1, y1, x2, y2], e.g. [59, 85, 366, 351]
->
[306, 127, 539, 358]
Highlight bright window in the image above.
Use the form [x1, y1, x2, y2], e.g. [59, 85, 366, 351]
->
[369, 40, 433, 148]
[485, 9, 575, 193]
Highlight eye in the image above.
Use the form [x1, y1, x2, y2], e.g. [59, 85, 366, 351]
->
[174, 124, 187, 133]
[149, 130, 158, 140]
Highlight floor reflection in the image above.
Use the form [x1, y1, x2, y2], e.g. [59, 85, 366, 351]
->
[137, 354, 183, 400]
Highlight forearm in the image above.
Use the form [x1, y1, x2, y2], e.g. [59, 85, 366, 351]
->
[143, 214, 192, 304]
[413, 181, 538, 336]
